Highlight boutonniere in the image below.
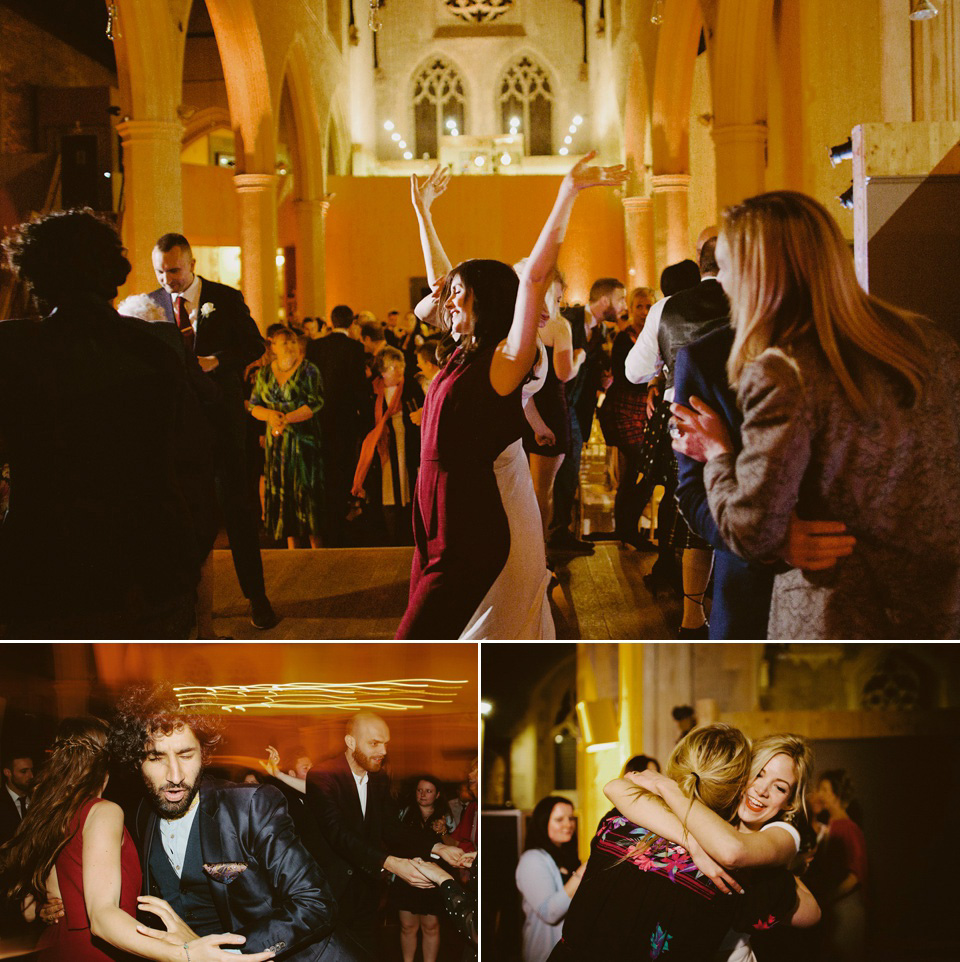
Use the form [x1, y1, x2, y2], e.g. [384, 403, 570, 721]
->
[200, 302, 216, 319]
[203, 861, 248, 884]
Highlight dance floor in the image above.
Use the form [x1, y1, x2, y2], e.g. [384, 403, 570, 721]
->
[211, 543, 680, 640]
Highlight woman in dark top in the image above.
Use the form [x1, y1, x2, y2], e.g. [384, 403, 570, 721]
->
[548, 724, 819, 962]
[396, 153, 626, 638]
[390, 776, 454, 962]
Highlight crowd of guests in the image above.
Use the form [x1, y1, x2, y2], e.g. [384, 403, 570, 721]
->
[0, 687, 478, 962]
[2, 165, 957, 639]
[513, 727, 869, 962]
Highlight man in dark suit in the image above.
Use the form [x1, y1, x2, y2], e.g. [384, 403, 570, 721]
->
[304, 713, 471, 956]
[115, 684, 366, 962]
[673, 326, 775, 638]
[149, 234, 276, 629]
[0, 751, 33, 846]
[311, 305, 369, 546]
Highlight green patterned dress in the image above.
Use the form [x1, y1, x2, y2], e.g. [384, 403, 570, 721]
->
[250, 360, 324, 539]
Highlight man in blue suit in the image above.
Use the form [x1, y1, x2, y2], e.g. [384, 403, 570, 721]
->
[673, 325, 775, 638]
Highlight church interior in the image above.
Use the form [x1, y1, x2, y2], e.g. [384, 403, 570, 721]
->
[0, 1, 958, 638]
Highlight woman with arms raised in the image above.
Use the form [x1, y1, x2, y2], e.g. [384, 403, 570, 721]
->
[0, 717, 272, 962]
[396, 154, 626, 639]
[670, 190, 960, 638]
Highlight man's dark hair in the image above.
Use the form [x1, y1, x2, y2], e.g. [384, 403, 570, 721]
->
[109, 683, 223, 771]
[416, 339, 440, 366]
[660, 260, 701, 297]
[360, 321, 385, 343]
[375, 345, 405, 374]
[588, 277, 625, 303]
[671, 704, 696, 722]
[154, 232, 192, 255]
[330, 304, 354, 329]
[3, 209, 131, 309]
[622, 754, 661, 775]
[699, 236, 719, 276]
[0, 748, 32, 772]
[387, 311, 399, 319]
[266, 322, 288, 338]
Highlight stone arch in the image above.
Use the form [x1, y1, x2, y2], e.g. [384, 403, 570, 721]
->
[181, 106, 233, 150]
[279, 37, 326, 202]
[494, 49, 560, 155]
[409, 52, 471, 156]
[205, 0, 276, 173]
[326, 96, 351, 178]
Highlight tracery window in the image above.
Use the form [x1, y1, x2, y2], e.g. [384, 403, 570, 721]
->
[500, 56, 553, 156]
[445, 0, 514, 23]
[413, 59, 466, 159]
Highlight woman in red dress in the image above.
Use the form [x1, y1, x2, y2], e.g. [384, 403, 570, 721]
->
[0, 717, 269, 962]
[396, 153, 627, 639]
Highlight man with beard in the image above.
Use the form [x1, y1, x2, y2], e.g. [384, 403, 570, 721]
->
[112, 685, 366, 962]
[305, 713, 472, 956]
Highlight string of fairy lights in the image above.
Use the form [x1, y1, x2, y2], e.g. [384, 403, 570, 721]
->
[173, 679, 470, 713]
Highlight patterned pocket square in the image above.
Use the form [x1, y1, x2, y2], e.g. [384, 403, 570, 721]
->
[203, 862, 248, 883]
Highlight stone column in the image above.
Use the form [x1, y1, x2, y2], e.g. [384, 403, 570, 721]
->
[622, 196, 656, 291]
[651, 173, 692, 274]
[234, 173, 279, 335]
[712, 123, 767, 211]
[116, 119, 184, 295]
[293, 198, 330, 319]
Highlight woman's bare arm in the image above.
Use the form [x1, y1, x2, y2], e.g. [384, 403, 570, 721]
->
[411, 167, 453, 287]
[789, 877, 821, 927]
[630, 770, 796, 869]
[491, 153, 626, 397]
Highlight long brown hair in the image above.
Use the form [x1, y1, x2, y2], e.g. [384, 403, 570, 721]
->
[722, 190, 930, 418]
[0, 717, 110, 905]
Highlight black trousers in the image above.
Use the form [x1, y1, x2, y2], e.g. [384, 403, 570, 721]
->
[214, 408, 266, 600]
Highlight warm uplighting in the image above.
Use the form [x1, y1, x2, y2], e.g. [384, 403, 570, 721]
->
[275, 253, 285, 267]
[174, 679, 471, 713]
[909, 0, 938, 19]
[383, 120, 395, 131]
[576, 698, 619, 753]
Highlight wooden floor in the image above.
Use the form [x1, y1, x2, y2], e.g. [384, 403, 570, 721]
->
[212, 542, 681, 640]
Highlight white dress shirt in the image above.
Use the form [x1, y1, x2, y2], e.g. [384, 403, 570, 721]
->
[352, 770, 369, 817]
[174, 274, 204, 332]
[624, 295, 668, 387]
[158, 794, 200, 877]
[6, 784, 26, 818]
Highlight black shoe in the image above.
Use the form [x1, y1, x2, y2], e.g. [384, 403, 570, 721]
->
[547, 531, 595, 554]
[250, 595, 278, 630]
[678, 624, 708, 639]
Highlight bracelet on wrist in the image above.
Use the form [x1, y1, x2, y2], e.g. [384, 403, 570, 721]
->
[183, 943, 191, 962]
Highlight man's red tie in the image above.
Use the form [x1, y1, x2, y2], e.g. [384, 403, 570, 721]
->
[176, 296, 195, 354]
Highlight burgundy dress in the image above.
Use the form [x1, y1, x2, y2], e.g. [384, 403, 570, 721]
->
[396, 345, 524, 638]
[38, 797, 142, 962]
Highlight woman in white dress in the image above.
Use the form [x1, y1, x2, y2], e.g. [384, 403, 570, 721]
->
[409, 166, 556, 639]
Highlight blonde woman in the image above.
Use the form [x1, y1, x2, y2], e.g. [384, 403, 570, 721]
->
[671, 190, 960, 639]
[606, 733, 815, 962]
[547, 725, 819, 962]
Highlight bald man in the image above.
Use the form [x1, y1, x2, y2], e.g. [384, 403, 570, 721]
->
[304, 713, 470, 955]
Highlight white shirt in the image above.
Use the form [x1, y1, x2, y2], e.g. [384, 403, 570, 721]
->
[624, 295, 667, 387]
[6, 784, 26, 817]
[174, 274, 203, 332]
[158, 794, 200, 877]
[352, 770, 369, 817]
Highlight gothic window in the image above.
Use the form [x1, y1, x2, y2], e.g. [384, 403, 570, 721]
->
[413, 58, 466, 159]
[500, 56, 553, 156]
[446, 0, 514, 23]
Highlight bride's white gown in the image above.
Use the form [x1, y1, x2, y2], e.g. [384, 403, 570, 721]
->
[460, 345, 556, 639]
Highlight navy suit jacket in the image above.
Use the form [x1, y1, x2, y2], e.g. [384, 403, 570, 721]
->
[674, 325, 774, 638]
[137, 780, 340, 962]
